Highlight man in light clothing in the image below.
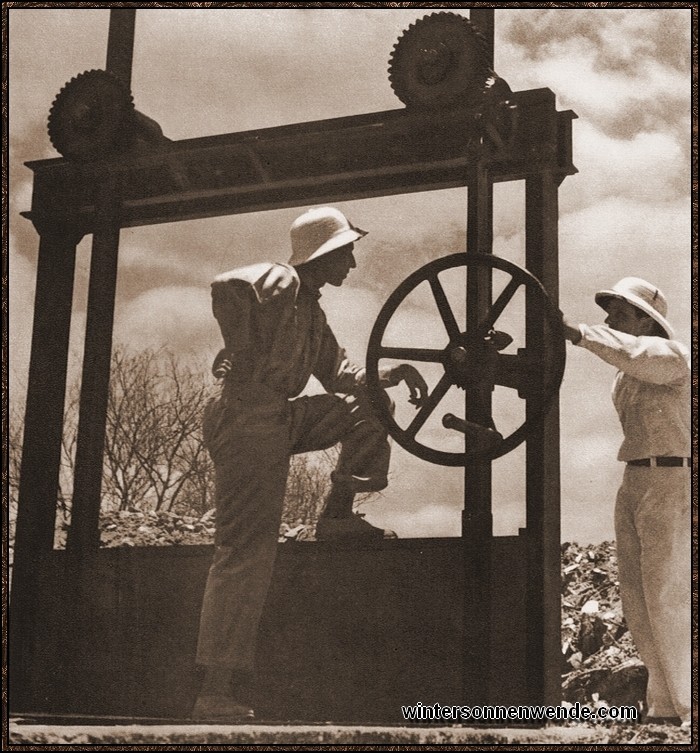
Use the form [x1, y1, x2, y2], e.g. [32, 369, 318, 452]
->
[563, 277, 690, 726]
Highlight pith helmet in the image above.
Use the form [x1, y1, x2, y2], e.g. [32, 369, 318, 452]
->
[595, 277, 674, 339]
[289, 207, 368, 266]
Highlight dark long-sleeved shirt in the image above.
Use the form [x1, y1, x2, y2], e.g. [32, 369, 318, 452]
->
[211, 262, 394, 401]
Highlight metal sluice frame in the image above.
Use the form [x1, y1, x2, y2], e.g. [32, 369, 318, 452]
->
[10, 8, 576, 717]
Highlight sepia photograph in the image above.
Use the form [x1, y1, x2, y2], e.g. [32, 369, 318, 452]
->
[5, 5, 694, 747]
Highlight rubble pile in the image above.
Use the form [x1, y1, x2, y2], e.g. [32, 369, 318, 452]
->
[560, 541, 645, 711]
[53, 509, 218, 549]
[51, 510, 317, 549]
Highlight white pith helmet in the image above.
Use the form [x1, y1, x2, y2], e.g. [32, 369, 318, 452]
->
[288, 207, 368, 266]
[595, 277, 674, 339]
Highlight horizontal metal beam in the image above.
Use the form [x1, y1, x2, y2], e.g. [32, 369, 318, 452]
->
[24, 88, 576, 234]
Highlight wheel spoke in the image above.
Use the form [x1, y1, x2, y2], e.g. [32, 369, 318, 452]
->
[405, 373, 453, 440]
[429, 275, 461, 341]
[478, 276, 521, 334]
[378, 346, 444, 363]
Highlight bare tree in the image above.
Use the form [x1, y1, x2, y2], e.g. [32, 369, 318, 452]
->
[8, 402, 23, 511]
[102, 349, 161, 511]
[283, 450, 334, 528]
[130, 351, 213, 512]
[10, 350, 381, 549]
[172, 449, 214, 518]
[98, 347, 217, 514]
[282, 447, 383, 531]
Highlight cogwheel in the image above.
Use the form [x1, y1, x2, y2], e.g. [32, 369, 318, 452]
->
[389, 12, 491, 109]
[48, 69, 135, 161]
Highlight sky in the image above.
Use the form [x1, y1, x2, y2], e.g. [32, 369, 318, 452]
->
[8, 7, 693, 543]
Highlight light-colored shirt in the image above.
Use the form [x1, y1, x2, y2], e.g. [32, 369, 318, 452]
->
[576, 324, 691, 461]
[211, 262, 394, 402]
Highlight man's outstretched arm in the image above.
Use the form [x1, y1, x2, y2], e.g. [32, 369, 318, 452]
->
[562, 315, 689, 385]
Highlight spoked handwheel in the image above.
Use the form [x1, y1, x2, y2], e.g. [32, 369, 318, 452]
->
[365, 253, 566, 466]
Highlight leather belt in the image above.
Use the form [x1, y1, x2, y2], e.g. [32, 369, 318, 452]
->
[627, 457, 690, 467]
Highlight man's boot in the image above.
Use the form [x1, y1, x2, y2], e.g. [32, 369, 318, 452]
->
[316, 512, 397, 541]
[192, 667, 255, 722]
[315, 481, 397, 541]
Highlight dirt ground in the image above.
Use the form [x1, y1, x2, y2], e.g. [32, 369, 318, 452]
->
[7, 719, 694, 747]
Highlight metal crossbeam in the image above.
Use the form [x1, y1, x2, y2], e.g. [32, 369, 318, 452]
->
[24, 90, 576, 235]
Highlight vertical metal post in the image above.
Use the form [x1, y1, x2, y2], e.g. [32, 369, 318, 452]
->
[106, 9, 136, 87]
[525, 169, 562, 706]
[10, 225, 80, 709]
[469, 9, 495, 65]
[461, 6, 497, 710]
[67, 178, 122, 554]
[66, 6, 136, 554]
[463, 161, 494, 704]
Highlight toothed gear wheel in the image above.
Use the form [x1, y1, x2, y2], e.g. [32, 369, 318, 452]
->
[389, 12, 491, 109]
[48, 69, 135, 161]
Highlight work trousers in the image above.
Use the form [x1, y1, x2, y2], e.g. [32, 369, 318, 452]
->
[196, 386, 391, 671]
[614, 465, 691, 722]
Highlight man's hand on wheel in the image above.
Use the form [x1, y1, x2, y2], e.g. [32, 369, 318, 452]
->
[560, 312, 582, 344]
[392, 364, 428, 408]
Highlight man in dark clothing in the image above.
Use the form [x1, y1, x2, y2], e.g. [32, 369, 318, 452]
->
[192, 207, 427, 721]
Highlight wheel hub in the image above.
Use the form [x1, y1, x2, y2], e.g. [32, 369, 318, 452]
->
[443, 336, 498, 390]
[416, 42, 453, 85]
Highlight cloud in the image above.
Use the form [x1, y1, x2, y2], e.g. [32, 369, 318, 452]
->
[8, 243, 37, 397]
[559, 196, 691, 343]
[114, 285, 220, 359]
[501, 9, 689, 75]
[499, 9, 690, 143]
[331, 191, 471, 302]
[561, 121, 688, 211]
[382, 501, 462, 539]
[131, 9, 433, 139]
[8, 8, 110, 158]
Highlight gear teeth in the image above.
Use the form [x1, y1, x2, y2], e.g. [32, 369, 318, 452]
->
[388, 11, 491, 110]
[47, 69, 134, 160]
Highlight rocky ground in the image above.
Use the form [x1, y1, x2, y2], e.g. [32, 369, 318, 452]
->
[14, 511, 689, 746]
[560, 541, 648, 711]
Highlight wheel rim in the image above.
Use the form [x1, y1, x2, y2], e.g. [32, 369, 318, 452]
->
[366, 253, 566, 467]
